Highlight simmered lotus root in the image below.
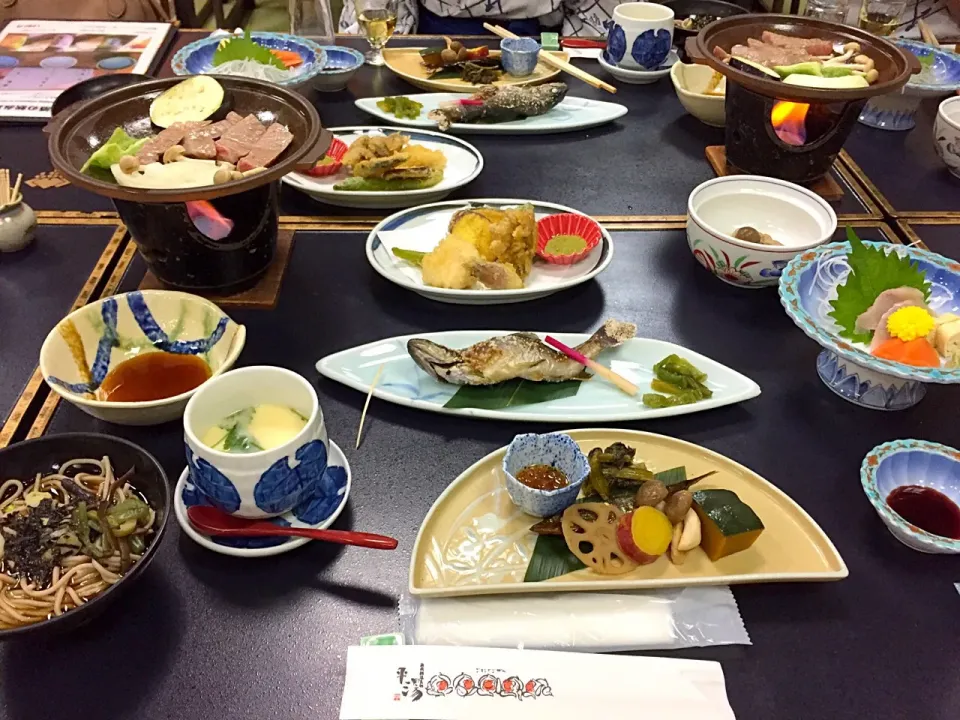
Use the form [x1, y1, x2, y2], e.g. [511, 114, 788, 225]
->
[561, 502, 637, 575]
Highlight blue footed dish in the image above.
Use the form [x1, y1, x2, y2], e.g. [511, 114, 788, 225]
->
[171, 32, 327, 88]
[631, 29, 671, 70]
[861, 439, 960, 554]
[176, 440, 351, 557]
[502, 432, 589, 518]
[779, 241, 960, 409]
[898, 39, 960, 95]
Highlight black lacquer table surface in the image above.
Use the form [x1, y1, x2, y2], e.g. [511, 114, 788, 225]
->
[0, 27, 957, 720]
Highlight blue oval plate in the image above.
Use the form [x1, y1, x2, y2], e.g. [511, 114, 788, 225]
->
[779, 240, 960, 383]
[898, 39, 960, 95]
[175, 439, 351, 557]
[171, 32, 327, 88]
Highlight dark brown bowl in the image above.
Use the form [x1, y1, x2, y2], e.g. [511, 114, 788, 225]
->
[0, 433, 169, 641]
[48, 75, 332, 204]
[689, 14, 920, 103]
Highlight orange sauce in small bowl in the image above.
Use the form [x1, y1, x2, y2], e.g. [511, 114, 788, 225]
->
[98, 352, 211, 402]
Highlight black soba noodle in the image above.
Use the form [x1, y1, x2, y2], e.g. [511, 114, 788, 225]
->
[0, 457, 156, 629]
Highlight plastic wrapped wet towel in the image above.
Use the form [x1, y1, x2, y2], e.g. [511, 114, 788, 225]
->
[398, 586, 750, 652]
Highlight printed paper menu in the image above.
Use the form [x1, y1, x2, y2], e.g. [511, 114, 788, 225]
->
[0, 19, 172, 121]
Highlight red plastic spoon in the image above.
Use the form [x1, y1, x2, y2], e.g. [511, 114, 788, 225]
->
[187, 505, 398, 550]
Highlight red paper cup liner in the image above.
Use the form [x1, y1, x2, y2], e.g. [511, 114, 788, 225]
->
[302, 136, 348, 177]
[536, 213, 602, 265]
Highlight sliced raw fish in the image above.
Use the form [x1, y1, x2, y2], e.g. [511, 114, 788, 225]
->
[855, 287, 927, 333]
[868, 301, 930, 350]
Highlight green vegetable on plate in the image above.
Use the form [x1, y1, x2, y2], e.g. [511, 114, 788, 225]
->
[392, 248, 427, 266]
[376, 96, 423, 120]
[80, 128, 150, 174]
[333, 173, 443, 192]
[642, 354, 712, 409]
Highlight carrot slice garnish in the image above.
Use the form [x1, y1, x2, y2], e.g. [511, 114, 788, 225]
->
[872, 338, 941, 367]
[270, 49, 303, 68]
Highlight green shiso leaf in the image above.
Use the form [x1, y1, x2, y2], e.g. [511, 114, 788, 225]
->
[213, 30, 286, 70]
[654, 466, 687, 488]
[443, 378, 582, 410]
[828, 227, 931, 343]
[523, 534, 585, 582]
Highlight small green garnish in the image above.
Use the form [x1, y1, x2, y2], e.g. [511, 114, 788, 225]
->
[642, 354, 712, 409]
[392, 248, 427, 266]
[544, 234, 588, 255]
[213, 30, 286, 70]
[829, 227, 931, 343]
[376, 96, 424, 120]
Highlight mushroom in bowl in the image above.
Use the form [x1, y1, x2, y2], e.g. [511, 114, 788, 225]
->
[686, 175, 837, 288]
[40, 290, 245, 426]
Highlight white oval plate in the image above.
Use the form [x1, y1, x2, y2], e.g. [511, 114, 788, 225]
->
[354, 93, 628, 134]
[282, 126, 483, 209]
[317, 330, 760, 422]
[174, 439, 351, 558]
[366, 198, 613, 305]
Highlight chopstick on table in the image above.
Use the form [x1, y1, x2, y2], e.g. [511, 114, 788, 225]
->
[918, 19, 940, 47]
[483, 23, 617, 94]
[544, 335, 639, 396]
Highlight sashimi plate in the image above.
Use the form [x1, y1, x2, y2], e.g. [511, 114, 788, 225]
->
[410, 428, 848, 597]
[317, 331, 760, 422]
[282, 127, 482, 209]
[366, 198, 612, 304]
[355, 93, 628, 134]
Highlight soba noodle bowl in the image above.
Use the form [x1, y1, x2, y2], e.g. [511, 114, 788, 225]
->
[0, 457, 156, 629]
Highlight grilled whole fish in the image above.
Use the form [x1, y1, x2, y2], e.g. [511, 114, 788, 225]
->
[428, 83, 568, 131]
[407, 319, 637, 385]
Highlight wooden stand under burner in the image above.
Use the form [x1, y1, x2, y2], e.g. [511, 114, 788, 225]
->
[139, 230, 295, 310]
[705, 146, 844, 202]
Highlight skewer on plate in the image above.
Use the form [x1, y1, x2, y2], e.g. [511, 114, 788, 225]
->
[483, 22, 618, 95]
[545, 335, 639, 396]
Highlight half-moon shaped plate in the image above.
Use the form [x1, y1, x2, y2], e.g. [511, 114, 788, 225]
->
[410, 429, 847, 597]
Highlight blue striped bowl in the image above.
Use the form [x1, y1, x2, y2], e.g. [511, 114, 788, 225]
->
[40, 290, 246, 426]
[311, 46, 364, 92]
[862, 439, 960, 554]
[171, 32, 327, 89]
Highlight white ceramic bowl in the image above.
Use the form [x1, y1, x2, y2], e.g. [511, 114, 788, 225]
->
[40, 290, 245, 425]
[686, 176, 837, 288]
[183, 366, 328, 519]
[598, 49, 677, 85]
[934, 95, 960, 178]
[670, 62, 725, 127]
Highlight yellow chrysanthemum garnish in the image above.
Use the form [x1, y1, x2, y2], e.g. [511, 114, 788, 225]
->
[886, 306, 935, 342]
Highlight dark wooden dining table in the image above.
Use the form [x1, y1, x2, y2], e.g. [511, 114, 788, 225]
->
[0, 29, 958, 720]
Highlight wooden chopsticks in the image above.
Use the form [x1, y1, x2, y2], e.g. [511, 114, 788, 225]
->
[0, 169, 22, 213]
[918, 19, 940, 48]
[483, 22, 617, 94]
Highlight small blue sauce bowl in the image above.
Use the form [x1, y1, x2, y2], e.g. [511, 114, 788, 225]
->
[502, 432, 589, 518]
[500, 37, 541, 78]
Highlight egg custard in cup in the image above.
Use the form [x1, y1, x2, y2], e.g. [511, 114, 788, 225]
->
[183, 366, 328, 519]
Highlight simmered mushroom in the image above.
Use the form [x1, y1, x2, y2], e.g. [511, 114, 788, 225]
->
[162, 144, 185, 164]
[117, 155, 140, 174]
[635, 480, 668, 508]
[440, 48, 458, 65]
[213, 168, 234, 184]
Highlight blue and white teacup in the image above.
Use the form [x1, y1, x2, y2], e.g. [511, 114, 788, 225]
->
[183, 366, 328, 519]
[500, 37, 541, 77]
[605, 2, 674, 71]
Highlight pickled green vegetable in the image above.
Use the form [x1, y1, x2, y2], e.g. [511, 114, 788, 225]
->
[376, 96, 424, 120]
[642, 354, 711, 409]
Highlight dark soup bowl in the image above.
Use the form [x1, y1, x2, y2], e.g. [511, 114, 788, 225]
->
[47, 76, 331, 293]
[0, 433, 170, 641]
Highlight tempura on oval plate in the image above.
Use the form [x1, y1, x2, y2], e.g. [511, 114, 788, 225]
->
[331, 133, 447, 192]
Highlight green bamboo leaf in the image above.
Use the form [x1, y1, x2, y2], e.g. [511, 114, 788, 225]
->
[654, 466, 687, 488]
[523, 534, 584, 582]
[443, 379, 582, 410]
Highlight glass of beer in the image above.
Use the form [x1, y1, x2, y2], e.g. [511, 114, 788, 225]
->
[357, 0, 398, 66]
[858, 0, 906, 36]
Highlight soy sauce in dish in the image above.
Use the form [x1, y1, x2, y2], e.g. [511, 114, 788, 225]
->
[98, 352, 211, 402]
[886, 485, 960, 540]
[516, 464, 569, 491]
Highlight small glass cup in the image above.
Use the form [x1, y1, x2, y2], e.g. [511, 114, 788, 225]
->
[804, 0, 850, 25]
[858, 0, 907, 36]
[356, 0, 398, 66]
